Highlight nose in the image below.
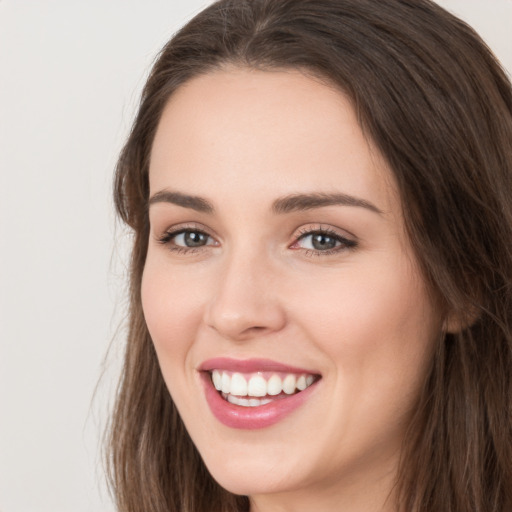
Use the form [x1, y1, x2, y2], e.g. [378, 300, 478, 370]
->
[204, 249, 287, 341]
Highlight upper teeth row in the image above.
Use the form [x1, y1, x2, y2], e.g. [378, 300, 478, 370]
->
[211, 370, 315, 397]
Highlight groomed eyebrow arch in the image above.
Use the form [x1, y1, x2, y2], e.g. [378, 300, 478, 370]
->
[147, 190, 383, 215]
[148, 190, 214, 213]
[272, 192, 383, 215]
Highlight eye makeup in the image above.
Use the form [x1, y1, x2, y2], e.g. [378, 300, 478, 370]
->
[155, 222, 358, 258]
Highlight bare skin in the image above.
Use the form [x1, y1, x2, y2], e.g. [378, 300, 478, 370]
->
[143, 68, 442, 512]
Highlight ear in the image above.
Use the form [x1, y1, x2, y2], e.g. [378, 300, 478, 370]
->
[443, 306, 480, 334]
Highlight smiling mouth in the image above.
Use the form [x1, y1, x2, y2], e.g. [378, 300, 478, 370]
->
[210, 370, 319, 407]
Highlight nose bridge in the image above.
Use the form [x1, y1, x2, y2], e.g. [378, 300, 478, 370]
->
[204, 242, 286, 340]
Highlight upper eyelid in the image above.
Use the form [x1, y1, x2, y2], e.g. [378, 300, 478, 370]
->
[153, 221, 358, 247]
[293, 227, 357, 247]
[154, 222, 217, 239]
[294, 224, 357, 241]
[157, 223, 353, 237]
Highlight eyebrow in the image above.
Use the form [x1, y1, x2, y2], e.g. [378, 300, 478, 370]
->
[148, 190, 214, 213]
[148, 190, 383, 215]
[271, 192, 383, 215]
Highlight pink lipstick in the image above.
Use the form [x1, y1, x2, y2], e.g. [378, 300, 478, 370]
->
[199, 358, 320, 429]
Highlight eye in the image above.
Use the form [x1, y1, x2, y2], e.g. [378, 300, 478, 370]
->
[157, 227, 217, 252]
[291, 227, 357, 255]
[173, 230, 211, 247]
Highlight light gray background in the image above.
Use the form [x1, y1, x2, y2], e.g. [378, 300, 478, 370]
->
[0, 2, 510, 511]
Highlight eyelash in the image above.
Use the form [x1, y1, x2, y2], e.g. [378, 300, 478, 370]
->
[293, 226, 357, 256]
[156, 225, 214, 255]
[156, 224, 358, 257]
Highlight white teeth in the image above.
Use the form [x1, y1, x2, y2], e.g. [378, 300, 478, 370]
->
[226, 394, 273, 407]
[267, 374, 282, 395]
[282, 374, 296, 394]
[221, 372, 231, 393]
[212, 369, 222, 391]
[210, 370, 317, 399]
[230, 373, 248, 396]
[247, 375, 267, 397]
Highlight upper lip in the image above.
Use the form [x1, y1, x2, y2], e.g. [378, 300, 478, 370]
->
[198, 357, 320, 375]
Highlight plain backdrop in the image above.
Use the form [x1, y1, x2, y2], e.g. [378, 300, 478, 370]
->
[0, 2, 510, 511]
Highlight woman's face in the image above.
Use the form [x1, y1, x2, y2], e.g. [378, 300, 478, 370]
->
[142, 68, 441, 509]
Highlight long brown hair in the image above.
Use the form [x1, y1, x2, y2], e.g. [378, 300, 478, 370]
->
[107, 1, 512, 510]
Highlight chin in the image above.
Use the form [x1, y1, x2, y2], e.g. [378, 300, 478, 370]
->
[195, 438, 316, 497]
[206, 462, 298, 497]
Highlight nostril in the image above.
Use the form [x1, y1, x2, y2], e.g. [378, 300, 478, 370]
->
[203, 276, 287, 340]
[205, 303, 287, 341]
[209, 323, 270, 341]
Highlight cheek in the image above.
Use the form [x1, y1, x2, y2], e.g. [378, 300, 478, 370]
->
[291, 261, 438, 455]
[302, 266, 422, 331]
[289, 256, 438, 390]
[140, 258, 212, 426]
[141, 259, 206, 365]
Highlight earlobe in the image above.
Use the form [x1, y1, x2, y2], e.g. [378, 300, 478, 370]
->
[443, 306, 480, 334]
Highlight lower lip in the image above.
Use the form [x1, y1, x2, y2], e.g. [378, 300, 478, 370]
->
[200, 372, 319, 429]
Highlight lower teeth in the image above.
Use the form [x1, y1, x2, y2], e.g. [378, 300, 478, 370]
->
[222, 393, 274, 407]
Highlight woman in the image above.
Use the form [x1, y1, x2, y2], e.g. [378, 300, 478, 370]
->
[107, 0, 512, 510]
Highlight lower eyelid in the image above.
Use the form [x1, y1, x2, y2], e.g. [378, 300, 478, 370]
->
[156, 225, 355, 254]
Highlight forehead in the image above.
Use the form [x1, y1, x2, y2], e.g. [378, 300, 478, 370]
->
[149, 67, 398, 216]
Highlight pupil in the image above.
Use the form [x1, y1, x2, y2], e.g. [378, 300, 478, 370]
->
[184, 231, 207, 247]
[312, 234, 336, 250]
